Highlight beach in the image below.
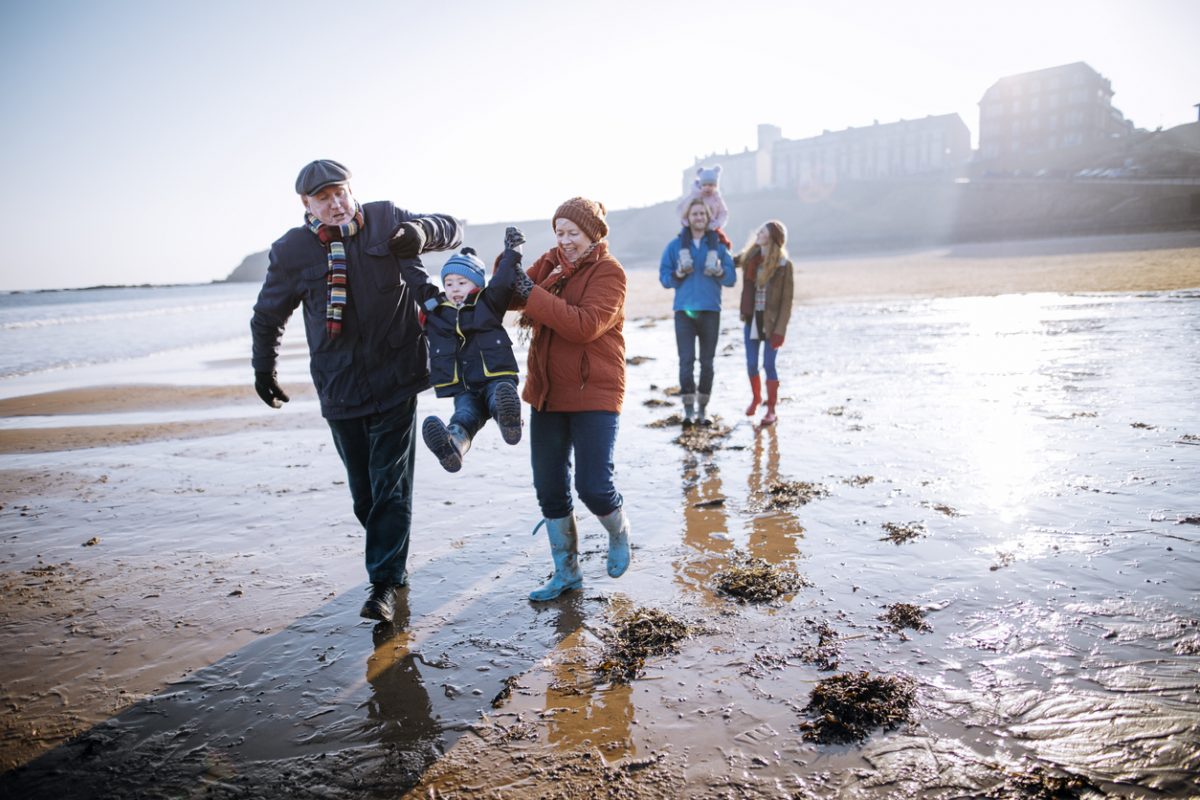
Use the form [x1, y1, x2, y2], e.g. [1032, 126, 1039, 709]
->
[2, 231, 1199, 798]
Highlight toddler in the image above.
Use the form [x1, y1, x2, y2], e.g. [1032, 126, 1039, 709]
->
[676, 164, 731, 247]
[408, 227, 526, 472]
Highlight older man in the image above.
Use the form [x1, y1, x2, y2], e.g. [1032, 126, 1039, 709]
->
[251, 159, 462, 623]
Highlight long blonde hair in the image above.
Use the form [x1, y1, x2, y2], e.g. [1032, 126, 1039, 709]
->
[737, 221, 789, 287]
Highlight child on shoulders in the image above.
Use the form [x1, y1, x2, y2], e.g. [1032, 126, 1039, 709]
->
[676, 164, 731, 248]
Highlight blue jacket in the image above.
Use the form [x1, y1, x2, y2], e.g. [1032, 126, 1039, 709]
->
[659, 228, 736, 312]
[250, 200, 462, 420]
[411, 248, 521, 398]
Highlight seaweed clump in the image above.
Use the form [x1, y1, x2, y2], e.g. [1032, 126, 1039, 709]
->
[880, 521, 925, 544]
[843, 475, 875, 487]
[800, 671, 916, 743]
[490, 675, 520, 708]
[598, 607, 689, 684]
[797, 620, 841, 671]
[675, 421, 732, 453]
[714, 552, 808, 602]
[646, 413, 684, 428]
[643, 398, 672, 408]
[983, 763, 1100, 799]
[881, 602, 931, 632]
[752, 479, 830, 511]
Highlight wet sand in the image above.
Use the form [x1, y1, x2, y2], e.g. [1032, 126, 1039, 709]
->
[1, 231, 1198, 797]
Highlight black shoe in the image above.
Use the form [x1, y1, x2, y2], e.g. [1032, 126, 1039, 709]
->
[361, 583, 397, 622]
[422, 416, 462, 472]
[494, 382, 523, 445]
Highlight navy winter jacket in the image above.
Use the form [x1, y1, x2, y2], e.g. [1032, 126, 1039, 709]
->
[250, 201, 462, 420]
[412, 248, 522, 397]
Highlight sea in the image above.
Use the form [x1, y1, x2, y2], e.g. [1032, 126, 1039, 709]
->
[0, 283, 259, 378]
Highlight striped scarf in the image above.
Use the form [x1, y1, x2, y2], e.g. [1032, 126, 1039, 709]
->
[305, 205, 364, 339]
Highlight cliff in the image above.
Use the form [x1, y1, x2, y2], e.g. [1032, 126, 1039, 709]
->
[225, 123, 1200, 282]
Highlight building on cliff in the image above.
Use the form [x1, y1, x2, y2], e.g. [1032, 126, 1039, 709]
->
[977, 61, 1135, 171]
[684, 115, 972, 196]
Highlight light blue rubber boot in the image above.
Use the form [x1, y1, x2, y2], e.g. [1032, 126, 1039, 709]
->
[598, 506, 631, 578]
[529, 515, 582, 601]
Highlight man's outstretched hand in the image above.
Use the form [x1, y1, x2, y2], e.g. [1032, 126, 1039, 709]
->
[388, 221, 428, 258]
[255, 371, 290, 408]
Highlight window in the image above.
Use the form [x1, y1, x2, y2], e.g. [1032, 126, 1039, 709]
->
[1012, 99, 1021, 113]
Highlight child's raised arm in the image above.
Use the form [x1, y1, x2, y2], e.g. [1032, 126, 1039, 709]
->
[396, 256, 441, 308]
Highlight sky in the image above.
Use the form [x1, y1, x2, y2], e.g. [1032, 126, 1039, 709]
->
[1, 0, 1197, 291]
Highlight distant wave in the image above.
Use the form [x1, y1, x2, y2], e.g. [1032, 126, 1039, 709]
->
[0, 334, 250, 379]
[0, 300, 249, 330]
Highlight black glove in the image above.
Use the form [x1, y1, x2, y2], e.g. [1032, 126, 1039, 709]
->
[254, 371, 289, 408]
[512, 264, 534, 299]
[504, 226, 526, 251]
[388, 221, 428, 258]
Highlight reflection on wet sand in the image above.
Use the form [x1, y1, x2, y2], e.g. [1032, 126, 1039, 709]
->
[366, 603, 440, 758]
[746, 425, 805, 565]
[536, 593, 635, 762]
[674, 452, 733, 604]
[674, 425, 804, 607]
[543, 627, 635, 761]
[404, 595, 649, 795]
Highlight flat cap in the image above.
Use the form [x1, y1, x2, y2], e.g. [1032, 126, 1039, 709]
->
[295, 159, 352, 195]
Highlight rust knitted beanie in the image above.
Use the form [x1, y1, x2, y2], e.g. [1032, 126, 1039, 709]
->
[552, 197, 608, 242]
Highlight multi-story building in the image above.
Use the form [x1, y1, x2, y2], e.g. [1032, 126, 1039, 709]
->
[978, 61, 1135, 169]
[684, 115, 971, 195]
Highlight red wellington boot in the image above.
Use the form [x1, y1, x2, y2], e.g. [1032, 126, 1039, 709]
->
[762, 379, 780, 425]
[745, 374, 762, 416]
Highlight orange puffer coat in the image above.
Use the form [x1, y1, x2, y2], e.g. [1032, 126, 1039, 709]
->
[517, 241, 626, 413]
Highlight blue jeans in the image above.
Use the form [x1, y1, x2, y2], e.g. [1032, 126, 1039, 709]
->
[530, 409, 622, 520]
[743, 323, 779, 381]
[449, 376, 517, 438]
[674, 310, 721, 396]
[326, 397, 417, 585]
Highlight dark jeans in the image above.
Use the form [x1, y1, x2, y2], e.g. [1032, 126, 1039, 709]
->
[530, 408, 622, 520]
[326, 397, 417, 585]
[674, 310, 721, 396]
[448, 376, 518, 438]
[743, 323, 779, 381]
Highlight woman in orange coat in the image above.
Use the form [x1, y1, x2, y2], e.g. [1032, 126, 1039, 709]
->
[510, 197, 631, 601]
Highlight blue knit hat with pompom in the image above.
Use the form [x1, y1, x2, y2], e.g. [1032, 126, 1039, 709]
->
[441, 247, 485, 288]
